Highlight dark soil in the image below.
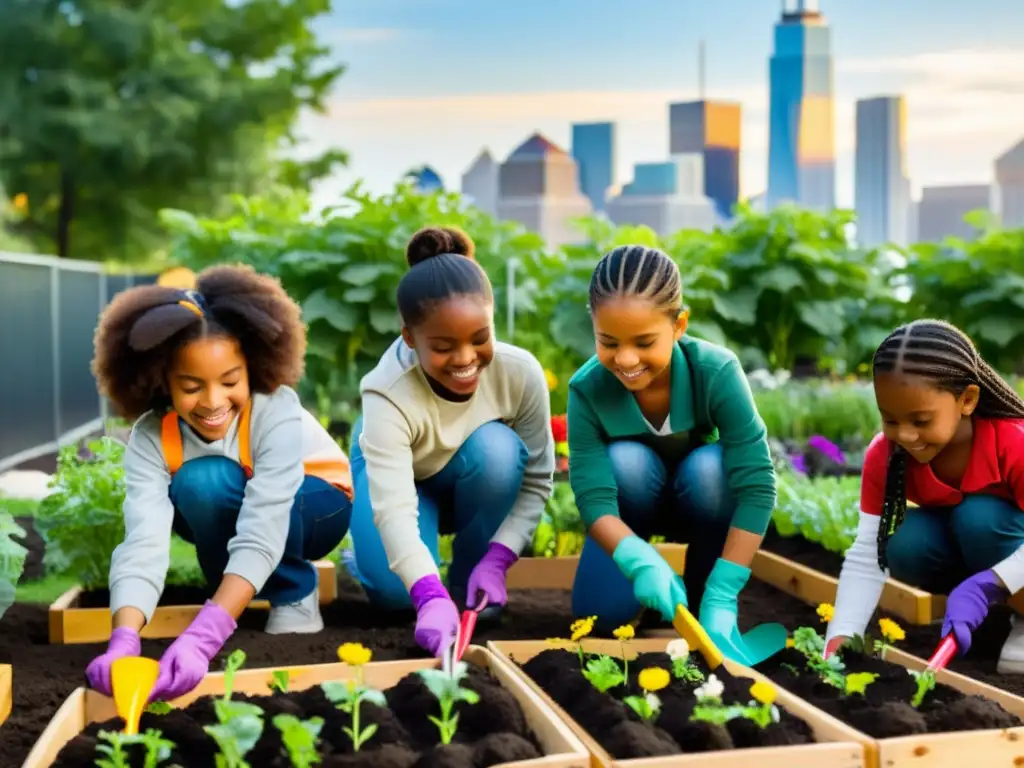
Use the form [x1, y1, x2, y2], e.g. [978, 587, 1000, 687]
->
[14, 516, 46, 582]
[761, 526, 844, 578]
[51, 661, 542, 768]
[517, 647, 814, 758]
[755, 646, 1022, 738]
[77, 585, 216, 609]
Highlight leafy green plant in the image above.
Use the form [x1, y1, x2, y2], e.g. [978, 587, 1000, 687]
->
[416, 662, 480, 745]
[0, 510, 27, 620]
[204, 650, 264, 768]
[772, 473, 861, 555]
[268, 670, 290, 694]
[581, 655, 625, 693]
[752, 378, 880, 445]
[322, 643, 386, 752]
[789, 627, 847, 689]
[273, 714, 323, 768]
[96, 728, 174, 768]
[844, 672, 878, 696]
[666, 640, 705, 683]
[909, 669, 937, 708]
[624, 667, 670, 723]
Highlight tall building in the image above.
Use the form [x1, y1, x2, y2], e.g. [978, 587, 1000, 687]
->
[605, 155, 718, 236]
[571, 122, 615, 212]
[916, 184, 992, 242]
[496, 132, 593, 247]
[461, 149, 499, 217]
[854, 96, 910, 248]
[669, 100, 741, 220]
[995, 137, 1024, 228]
[766, 0, 836, 212]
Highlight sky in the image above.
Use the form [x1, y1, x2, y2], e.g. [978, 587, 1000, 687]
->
[299, 0, 1024, 211]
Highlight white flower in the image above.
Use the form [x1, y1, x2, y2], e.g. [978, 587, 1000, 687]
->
[694, 674, 724, 701]
[645, 692, 661, 711]
[770, 704, 780, 723]
[666, 639, 690, 661]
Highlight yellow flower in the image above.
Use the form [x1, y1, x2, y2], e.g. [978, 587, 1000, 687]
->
[637, 667, 670, 692]
[570, 616, 596, 642]
[816, 603, 835, 623]
[613, 624, 635, 640]
[337, 642, 373, 666]
[878, 618, 905, 643]
[544, 369, 558, 391]
[12, 193, 27, 212]
[749, 680, 777, 706]
[786, 637, 795, 648]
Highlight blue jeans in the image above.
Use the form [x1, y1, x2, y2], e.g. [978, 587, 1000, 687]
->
[170, 456, 352, 606]
[887, 495, 1024, 593]
[572, 441, 734, 630]
[348, 418, 528, 609]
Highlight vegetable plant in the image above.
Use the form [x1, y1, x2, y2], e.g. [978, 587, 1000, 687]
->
[909, 669, 937, 708]
[96, 729, 174, 768]
[666, 639, 705, 683]
[204, 650, 264, 768]
[772, 473, 860, 555]
[416, 661, 480, 745]
[268, 670, 290, 694]
[690, 675, 781, 728]
[0, 509, 26, 620]
[273, 714, 323, 768]
[322, 643, 386, 751]
[624, 667, 669, 723]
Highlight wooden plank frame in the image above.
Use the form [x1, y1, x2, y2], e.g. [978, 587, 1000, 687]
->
[488, 638, 867, 768]
[48, 559, 339, 645]
[0, 664, 10, 726]
[22, 646, 590, 768]
[750, 550, 944, 625]
[506, 544, 687, 591]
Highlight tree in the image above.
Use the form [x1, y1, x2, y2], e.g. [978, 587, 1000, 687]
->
[0, 0, 346, 260]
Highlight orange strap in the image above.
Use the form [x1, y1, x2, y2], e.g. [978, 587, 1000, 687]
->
[160, 402, 353, 500]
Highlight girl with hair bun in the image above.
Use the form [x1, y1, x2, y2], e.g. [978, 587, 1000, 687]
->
[348, 226, 555, 658]
[85, 264, 353, 702]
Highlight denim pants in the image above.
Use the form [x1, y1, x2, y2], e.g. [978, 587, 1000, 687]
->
[170, 456, 353, 606]
[886, 494, 1024, 593]
[572, 441, 734, 630]
[348, 418, 528, 609]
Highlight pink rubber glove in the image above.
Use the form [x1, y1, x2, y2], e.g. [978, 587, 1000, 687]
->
[148, 601, 237, 703]
[410, 574, 459, 657]
[85, 627, 141, 695]
[466, 542, 518, 607]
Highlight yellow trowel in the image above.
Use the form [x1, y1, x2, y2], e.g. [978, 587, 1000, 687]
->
[673, 604, 725, 671]
[111, 657, 161, 735]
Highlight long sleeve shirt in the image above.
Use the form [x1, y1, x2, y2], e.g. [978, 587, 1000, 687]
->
[566, 336, 776, 534]
[108, 386, 346, 621]
[357, 338, 555, 590]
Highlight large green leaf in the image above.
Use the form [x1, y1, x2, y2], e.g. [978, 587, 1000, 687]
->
[797, 300, 847, 337]
[756, 264, 805, 294]
[711, 288, 759, 325]
[369, 306, 402, 334]
[338, 263, 397, 286]
[303, 289, 357, 332]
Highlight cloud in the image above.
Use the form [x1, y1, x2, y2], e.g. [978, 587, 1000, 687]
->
[327, 27, 407, 45]
[306, 48, 1024, 208]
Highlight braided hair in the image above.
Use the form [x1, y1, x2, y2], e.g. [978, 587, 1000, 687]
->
[873, 319, 1024, 568]
[588, 245, 683, 318]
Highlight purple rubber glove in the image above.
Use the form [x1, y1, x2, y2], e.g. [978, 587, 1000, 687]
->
[466, 542, 518, 608]
[410, 574, 459, 657]
[941, 569, 1009, 655]
[85, 627, 141, 696]
[148, 601, 237, 703]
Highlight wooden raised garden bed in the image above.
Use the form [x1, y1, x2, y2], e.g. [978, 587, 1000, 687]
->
[0, 664, 10, 726]
[507, 544, 687, 591]
[751, 546, 942, 626]
[48, 559, 338, 645]
[752, 625, 1024, 768]
[24, 645, 590, 768]
[489, 637, 867, 768]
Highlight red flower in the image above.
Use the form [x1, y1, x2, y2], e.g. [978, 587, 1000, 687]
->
[550, 414, 568, 443]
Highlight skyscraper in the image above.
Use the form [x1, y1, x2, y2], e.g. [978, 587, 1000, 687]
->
[571, 122, 615, 212]
[855, 96, 910, 248]
[461, 149, 499, 217]
[995, 137, 1024, 228]
[766, 0, 836, 212]
[669, 100, 741, 220]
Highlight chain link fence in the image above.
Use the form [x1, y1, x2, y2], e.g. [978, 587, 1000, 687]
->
[0, 252, 156, 472]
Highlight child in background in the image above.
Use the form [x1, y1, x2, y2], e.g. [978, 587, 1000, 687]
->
[826, 319, 1024, 671]
[348, 226, 554, 658]
[566, 245, 786, 665]
[85, 264, 353, 702]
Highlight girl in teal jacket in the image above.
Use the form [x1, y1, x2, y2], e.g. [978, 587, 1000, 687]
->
[567, 245, 786, 665]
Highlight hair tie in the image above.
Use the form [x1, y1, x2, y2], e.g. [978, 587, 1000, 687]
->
[177, 289, 208, 317]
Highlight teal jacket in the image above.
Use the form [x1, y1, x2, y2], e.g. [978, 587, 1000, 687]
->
[566, 336, 776, 533]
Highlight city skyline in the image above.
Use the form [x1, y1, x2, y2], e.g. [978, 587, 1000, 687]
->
[306, 0, 1024, 211]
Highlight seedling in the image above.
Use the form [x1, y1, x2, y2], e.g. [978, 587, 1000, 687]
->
[745, 681, 781, 728]
[322, 643, 386, 751]
[790, 626, 846, 689]
[666, 639, 705, 683]
[909, 669, 937, 708]
[844, 672, 878, 696]
[582, 654, 625, 693]
[624, 667, 669, 723]
[145, 701, 173, 715]
[690, 673, 736, 725]
[273, 714, 323, 768]
[204, 650, 264, 768]
[613, 624, 634, 680]
[96, 728, 175, 768]
[569, 616, 596, 665]
[690, 676, 781, 729]
[268, 670, 290, 694]
[416, 661, 480, 745]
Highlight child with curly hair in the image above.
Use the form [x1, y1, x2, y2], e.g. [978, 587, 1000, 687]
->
[84, 264, 353, 702]
[348, 226, 554, 658]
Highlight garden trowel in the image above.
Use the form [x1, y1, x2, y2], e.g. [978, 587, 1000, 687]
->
[673, 604, 725, 670]
[453, 596, 488, 663]
[926, 634, 958, 672]
[111, 656, 161, 735]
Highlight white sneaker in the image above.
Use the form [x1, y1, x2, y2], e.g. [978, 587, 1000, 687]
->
[265, 590, 324, 635]
[997, 614, 1024, 674]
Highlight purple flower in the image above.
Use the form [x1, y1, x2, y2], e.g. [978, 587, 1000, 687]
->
[808, 435, 845, 464]
[790, 454, 809, 474]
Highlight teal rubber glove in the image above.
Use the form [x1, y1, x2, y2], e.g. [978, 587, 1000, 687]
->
[612, 535, 688, 621]
[698, 558, 788, 666]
